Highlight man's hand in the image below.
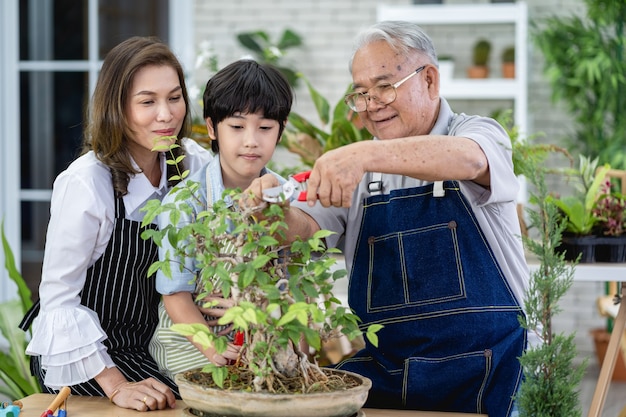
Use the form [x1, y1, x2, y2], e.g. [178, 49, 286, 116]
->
[306, 144, 366, 208]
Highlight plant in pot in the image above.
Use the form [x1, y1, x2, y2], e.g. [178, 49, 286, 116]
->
[592, 177, 626, 262]
[501, 46, 515, 79]
[437, 54, 455, 82]
[141, 147, 381, 417]
[467, 39, 491, 78]
[549, 156, 610, 263]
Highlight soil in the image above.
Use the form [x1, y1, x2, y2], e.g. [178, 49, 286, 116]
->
[181, 365, 362, 395]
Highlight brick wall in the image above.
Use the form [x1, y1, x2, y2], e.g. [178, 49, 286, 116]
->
[193, 0, 607, 360]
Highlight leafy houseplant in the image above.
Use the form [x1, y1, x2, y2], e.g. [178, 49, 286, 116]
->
[282, 74, 372, 168]
[0, 222, 41, 401]
[533, 0, 626, 169]
[236, 29, 303, 87]
[467, 39, 491, 78]
[549, 156, 610, 262]
[141, 143, 380, 416]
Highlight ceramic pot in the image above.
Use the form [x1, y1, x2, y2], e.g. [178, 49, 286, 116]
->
[590, 328, 626, 381]
[176, 368, 372, 417]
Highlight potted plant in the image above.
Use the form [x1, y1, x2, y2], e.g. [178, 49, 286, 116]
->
[549, 156, 611, 263]
[467, 39, 491, 78]
[501, 46, 515, 78]
[592, 176, 626, 262]
[437, 54, 455, 82]
[141, 147, 380, 417]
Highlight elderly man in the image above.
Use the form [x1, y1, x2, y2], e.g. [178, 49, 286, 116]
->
[250, 20, 528, 417]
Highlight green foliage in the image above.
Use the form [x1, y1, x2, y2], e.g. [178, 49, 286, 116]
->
[549, 156, 610, 235]
[501, 46, 515, 63]
[283, 74, 372, 167]
[141, 150, 380, 392]
[532, 0, 626, 169]
[236, 29, 303, 87]
[472, 39, 491, 66]
[513, 135, 587, 417]
[0, 221, 41, 399]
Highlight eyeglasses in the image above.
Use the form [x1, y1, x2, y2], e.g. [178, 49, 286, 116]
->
[344, 65, 426, 112]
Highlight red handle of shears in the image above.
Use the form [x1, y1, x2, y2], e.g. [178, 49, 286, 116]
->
[292, 171, 311, 201]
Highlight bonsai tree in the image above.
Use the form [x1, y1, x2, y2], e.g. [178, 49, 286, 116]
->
[141, 143, 380, 394]
[533, 0, 626, 169]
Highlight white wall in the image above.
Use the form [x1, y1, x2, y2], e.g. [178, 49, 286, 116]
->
[192, 0, 604, 359]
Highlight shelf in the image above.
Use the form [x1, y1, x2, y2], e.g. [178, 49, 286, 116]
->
[378, 3, 526, 25]
[441, 79, 521, 100]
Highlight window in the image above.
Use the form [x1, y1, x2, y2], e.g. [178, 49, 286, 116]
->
[0, 0, 191, 301]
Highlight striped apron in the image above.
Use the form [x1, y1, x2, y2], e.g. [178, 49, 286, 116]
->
[21, 196, 179, 397]
[334, 181, 526, 417]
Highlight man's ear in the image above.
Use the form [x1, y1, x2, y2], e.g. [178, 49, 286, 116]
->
[425, 64, 440, 99]
[206, 117, 216, 139]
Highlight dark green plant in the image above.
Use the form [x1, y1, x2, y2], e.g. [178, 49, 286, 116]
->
[472, 39, 491, 66]
[502, 46, 515, 63]
[283, 73, 372, 167]
[510, 133, 587, 417]
[533, 0, 626, 169]
[236, 29, 303, 87]
[0, 222, 41, 399]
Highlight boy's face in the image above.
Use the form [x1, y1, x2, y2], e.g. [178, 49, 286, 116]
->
[207, 111, 282, 190]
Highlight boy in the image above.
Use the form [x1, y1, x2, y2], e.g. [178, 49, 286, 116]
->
[149, 59, 293, 379]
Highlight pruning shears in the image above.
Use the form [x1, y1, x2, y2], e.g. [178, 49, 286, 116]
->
[262, 171, 311, 203]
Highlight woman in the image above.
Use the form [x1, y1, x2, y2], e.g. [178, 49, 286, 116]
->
[20, 36, 212, 411]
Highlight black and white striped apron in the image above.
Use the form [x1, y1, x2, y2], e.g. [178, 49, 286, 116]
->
[21, 196, 179, 397]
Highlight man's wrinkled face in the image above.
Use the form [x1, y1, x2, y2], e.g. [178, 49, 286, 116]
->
[350, 41, 439, 140]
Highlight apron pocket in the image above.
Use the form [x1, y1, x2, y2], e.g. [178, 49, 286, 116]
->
[402, 349, 491, 413]
[367, 221, 466, 312]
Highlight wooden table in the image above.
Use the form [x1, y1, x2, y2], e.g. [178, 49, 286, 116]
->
[19, 393, 487, 416]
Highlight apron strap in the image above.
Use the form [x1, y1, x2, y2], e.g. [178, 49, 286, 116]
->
[368, 172, 446, 198]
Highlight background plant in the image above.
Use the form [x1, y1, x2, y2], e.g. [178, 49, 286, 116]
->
[236, 28, 303, 87]
[509, 130, 587, 417]
[282, 74, 372, 168]
[0, 222, 41, 400]
[141, 148, 380, 392]
[533, 0, 626, 169]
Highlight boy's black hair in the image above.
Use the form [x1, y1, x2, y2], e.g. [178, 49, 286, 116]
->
[203, 59, 293, 153]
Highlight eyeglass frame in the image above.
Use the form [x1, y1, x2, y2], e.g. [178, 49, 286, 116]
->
[344, 65, 427, 112]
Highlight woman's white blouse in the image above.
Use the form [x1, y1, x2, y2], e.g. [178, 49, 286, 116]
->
[25, 139, 212, 388]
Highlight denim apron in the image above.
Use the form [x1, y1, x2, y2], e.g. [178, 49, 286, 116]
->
[334, 180, 525, 417]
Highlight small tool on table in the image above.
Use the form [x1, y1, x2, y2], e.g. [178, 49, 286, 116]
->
[40, 386, 70, 417]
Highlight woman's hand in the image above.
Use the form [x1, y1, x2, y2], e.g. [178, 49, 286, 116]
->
[109, 378, 176, 411]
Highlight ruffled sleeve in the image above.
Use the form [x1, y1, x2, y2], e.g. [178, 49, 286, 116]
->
[25, 155, 117, 389]
[25, 305, 115, 389]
